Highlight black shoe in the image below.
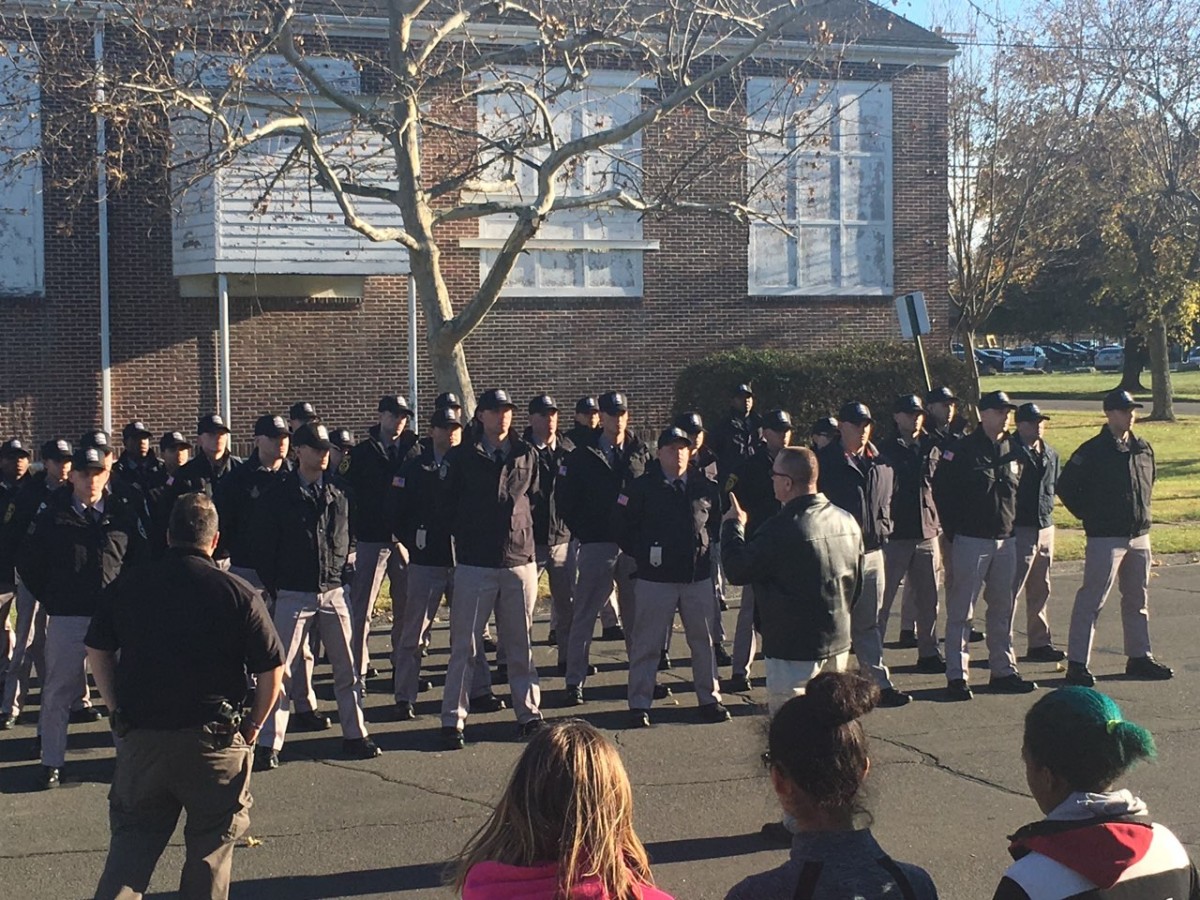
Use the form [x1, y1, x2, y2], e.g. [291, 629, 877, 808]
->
[292, 711, 332, 732]
[990, 674, 1038, 694]
[517, 718, 546, 739]
[547, 628, 557, 646]
[253, 747, 279, 771]
[492, 665, 508, 685]
[393, 701, 416, 720]
[719, 596, 729, 611]
[878, 688, 913, 708]
[1126, 656, 1174, 680]
[970, 629, 986, 643]
[343, 737, 382, 759]
[713, 644, 733, 667]
[600, 625, 626, 642]
[630, 709, 651, 728]
[946, 679, 973, 701]
[469, 693, 506, 714]
[653, 683, 673, 700]
[365, 666, 379, 680]
[40, 766, 60, 790]
[1026, 645, 1066, 663]
[483, 637, 498, 653]
[420, 646, 429, 658]
[698, 702, 731, 723]
[658, 652, 672, 671]
[915, 654, 947, 674]
[727, 675, 751, 692]
[418, 678, 433, 693]
[440, 727, 465, 751]
[1065, 662, 1096, 687]
[0, 714, 16, 730]
[896, 629, 918, 649]
[69, 706, 103, 724]
[760, 822, 792, 848]
[564, 685, 584, 707]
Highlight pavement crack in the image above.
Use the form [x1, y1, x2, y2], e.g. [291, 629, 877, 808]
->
[875, 736, 1030, 799]
[303, 756, 494, 810]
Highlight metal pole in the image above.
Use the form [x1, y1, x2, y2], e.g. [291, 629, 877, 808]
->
[407, 276, 419, 433]
[94, 17, 112, 433]
[218, 273, 232, 425]
[906, 293, 933, 392]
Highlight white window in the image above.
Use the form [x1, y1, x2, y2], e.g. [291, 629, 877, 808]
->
[746, 78, 893, 296]
[0, 41, 43, 297]
[465, 74, 656, 297]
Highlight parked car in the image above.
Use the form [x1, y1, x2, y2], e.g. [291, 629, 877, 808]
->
[951, 342, 966, 361]
[1181, 347, 1200, 372]
[1043, 343, 1079, 367]
[1004, 346, 1049, 372]
[974, 349, 1005, 374]
[1094, 345, 1125, 371]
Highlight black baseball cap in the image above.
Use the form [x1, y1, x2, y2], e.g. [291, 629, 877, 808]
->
[1103, 389, 1144, 411]
[41, 439, 72, 461]
[476, 388, 516, 412]
[978, 390, 1017, 412]
[72, 446, 107, 472]
[197, 413, 231, 435]
[761, 409, 794, 432]
[293, 423, 333, 451]
[378, 395, 413, 417]
[122, 421, 152, 439]
[431, 407, 463, 430]
[160, 431, 192, 450]
[1015, 403, 1051, 423]
[575, 396, 599, 414]
[0, 437, 30, 458]
[598, 391, 628, 415]
[528, 394, 559, 415]
[288, 401, 318, 423]
[732, 383, 754, 397]
[925, 386, 959, 405]
[328, 428, 355, 450]
[811, 416, 839, 436]
[254, 414, 290, 438]
[657, 426, 693, 449]
[837, 401, 873, 424]
[434, 392, 463, 411]
[673, 412, 704, 435]
[79, 430, 113, 453]
[893, 394, 925, 415]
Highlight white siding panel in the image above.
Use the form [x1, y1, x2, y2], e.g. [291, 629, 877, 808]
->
[0, 42, 43, 296]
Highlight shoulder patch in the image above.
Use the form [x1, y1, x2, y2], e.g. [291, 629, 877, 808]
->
[392, 475, 405, 488]
[165, 475, 174, 486]
[617, 493, 629, 506]
[724, 474, 739, 492]
[942, 450, 954, 462]
[2, 504, 13, 524]
[558, 464, 568, 476]
[338, 456, 351, 476]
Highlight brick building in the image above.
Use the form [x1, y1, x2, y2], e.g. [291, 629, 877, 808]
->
[0, 1, 954, 446]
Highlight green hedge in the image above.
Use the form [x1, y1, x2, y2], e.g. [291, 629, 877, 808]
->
[672, 343, 973, 431]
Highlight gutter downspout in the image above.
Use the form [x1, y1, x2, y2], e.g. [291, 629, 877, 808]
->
[407, 276, 418, 433]
[94, 15, 112, 433]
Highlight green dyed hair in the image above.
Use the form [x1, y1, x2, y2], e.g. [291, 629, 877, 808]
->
[1024, 687, 1157, 791]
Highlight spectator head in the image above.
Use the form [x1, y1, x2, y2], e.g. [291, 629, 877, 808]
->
[452, 720, 654, 898]
[168, 492, 220, 554]
[765, 672, 879, 828]
[1022, 687, 1156, 813]
[771, 446, 818, 503]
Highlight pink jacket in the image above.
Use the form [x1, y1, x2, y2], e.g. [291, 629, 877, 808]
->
[462, 861, 675, 900]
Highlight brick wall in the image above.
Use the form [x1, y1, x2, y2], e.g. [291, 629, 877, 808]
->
[0, 32, 951, 447]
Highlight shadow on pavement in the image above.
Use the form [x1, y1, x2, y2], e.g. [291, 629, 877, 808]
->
[145, 861, 450, 898]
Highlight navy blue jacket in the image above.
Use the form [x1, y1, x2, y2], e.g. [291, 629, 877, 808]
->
[1013, 436, 1060, 530]
[817, 439, 894, 552]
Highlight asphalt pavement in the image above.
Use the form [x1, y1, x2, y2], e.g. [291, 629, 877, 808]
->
[2, 560, 1198, 899]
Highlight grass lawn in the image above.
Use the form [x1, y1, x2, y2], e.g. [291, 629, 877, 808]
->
[980, 369, 1200, 403]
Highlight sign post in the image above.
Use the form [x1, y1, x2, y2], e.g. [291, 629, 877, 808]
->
[895, 291, 933, 392]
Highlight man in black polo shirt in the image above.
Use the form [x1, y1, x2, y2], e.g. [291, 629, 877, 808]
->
[86, 493, 284, 900]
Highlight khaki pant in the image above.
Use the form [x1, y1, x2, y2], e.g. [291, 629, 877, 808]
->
[565, 543, 636, 687]
[881, 537, 941, 658]
[441, 564, 541, 729]
[348, 541, 407, 679]
[852, 550, 893, 690]
[1013, 525, 1055, 651]
[94, 727, 253, 900]
[1068, 534, 1153, 666]
[3, 580, 45, 718]
[945, 536, 1018, 682]
[230, 566, 317, 714]
[765, 653, 850, 715]
[710, 541, 726, 643]
[537, 543, 573, 650]
[0, 584, 13, 678]
[730, 584, 758, 680]
[261, 588, 367, 751]
[40, 615, 94, 768]
[628, 580, 721, 710]
[392, 564, 453, 704]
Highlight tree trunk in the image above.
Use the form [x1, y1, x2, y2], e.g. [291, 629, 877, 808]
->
[1117, 330, 1148, 392]
[429, 334, 476, 413]
[963, 329, 983, 404]
[1146, 318, 1175, 421]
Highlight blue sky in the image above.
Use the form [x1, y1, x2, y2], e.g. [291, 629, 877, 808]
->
[887, 0, 1032, 34]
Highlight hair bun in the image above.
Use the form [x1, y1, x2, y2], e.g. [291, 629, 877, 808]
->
[805, 672, 878, 726]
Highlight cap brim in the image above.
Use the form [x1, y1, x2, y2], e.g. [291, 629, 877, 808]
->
[258, 429, 290, 438]
[126, 429, 152, 438]
[299, 439, 333, 451]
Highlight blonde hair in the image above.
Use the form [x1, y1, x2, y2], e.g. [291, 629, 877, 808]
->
[452, 719, 654, 898]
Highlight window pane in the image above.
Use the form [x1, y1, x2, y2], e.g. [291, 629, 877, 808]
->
[751, 225, 792, 288]
[841, 156, 887, 222]
[843, 226, 889, 291]
[799, 226, 836, 289]
[587, 250, 638, 289]
[792, 155, 837, 221]
[748, 155, 790, 218]
[537, 250, 583, 288]
[840, 88, 891, 153]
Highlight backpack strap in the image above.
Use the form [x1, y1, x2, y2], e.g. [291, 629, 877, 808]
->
[791, 861, 823, 900]
[877, 855, 919, 900]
